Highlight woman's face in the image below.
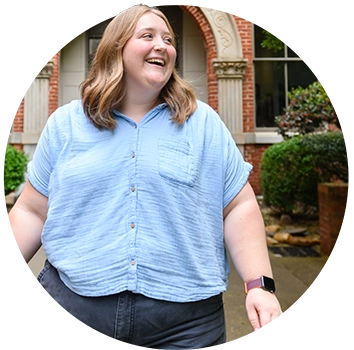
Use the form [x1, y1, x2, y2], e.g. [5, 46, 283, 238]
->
[122, 12, 176, 95]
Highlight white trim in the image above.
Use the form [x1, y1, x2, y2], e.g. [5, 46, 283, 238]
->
[244, 132, 283, 144]
[253, 57, 303, 61]
[8, 132, 41, 144]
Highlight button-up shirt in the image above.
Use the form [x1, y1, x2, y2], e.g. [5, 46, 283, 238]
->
[28, 99, 252, 302]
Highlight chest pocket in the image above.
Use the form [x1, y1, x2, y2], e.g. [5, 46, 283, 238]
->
[158, 139, 198, 187]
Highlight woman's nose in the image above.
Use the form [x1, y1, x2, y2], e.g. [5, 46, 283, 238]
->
[153, 45, 166, 52]
[153, 39, 167, 52]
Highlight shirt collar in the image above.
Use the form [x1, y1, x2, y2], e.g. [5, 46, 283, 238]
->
[113, 103, 168, 125]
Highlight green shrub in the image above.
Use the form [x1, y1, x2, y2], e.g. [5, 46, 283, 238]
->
[260, 131, 347, 214]
[4, 144, 28, 196]
[275, 81, 340, 138]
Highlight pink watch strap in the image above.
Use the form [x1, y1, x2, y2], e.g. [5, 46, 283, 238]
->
[244, 277, 262, 294]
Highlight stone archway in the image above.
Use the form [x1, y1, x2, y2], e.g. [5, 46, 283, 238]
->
[183, 6, 247, 146]
[201, 8, 243, 59]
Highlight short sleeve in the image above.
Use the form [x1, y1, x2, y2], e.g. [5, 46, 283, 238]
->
[222, 126, 253, 208]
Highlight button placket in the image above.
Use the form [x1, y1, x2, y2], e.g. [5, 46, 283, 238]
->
[127, 125, 138, 291]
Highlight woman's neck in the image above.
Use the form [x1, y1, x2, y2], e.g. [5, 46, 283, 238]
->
[120, 93, 161, 123]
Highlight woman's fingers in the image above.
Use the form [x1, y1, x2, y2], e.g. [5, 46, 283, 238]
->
[245, 288, 282, 331]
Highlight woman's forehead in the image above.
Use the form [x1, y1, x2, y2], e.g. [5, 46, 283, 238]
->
[134, 12, 171, 34]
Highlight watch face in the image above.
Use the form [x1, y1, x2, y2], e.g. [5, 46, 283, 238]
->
[261, 276, 276, 293]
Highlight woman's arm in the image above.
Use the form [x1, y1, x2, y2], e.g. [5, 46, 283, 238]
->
[9, 181, 48, 263]
[223, 182, 282, 330]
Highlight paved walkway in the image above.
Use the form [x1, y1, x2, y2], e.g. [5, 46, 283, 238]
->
[224, 249, 352, 350]
[4, 246, 352, 350]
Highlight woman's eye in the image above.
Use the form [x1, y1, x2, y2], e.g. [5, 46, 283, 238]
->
[164, 37, 172, 44]
[142, 34, 153, 39]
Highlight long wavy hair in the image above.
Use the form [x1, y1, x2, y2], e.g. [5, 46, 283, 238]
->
[80, 4, 197, 130]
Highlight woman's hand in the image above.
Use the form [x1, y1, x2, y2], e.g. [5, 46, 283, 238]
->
[245, 288, 282, 331]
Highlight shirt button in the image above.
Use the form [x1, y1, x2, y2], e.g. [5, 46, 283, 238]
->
[131, 186, 135, 192]
[130, 223, 135, 229]
[131, 260, 135, 266]
[131, 153, 136, 158]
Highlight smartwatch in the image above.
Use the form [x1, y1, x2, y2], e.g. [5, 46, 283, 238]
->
[244, 276, 276, 294]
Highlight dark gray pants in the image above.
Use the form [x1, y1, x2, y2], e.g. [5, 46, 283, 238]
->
[38, 261, 226, 349]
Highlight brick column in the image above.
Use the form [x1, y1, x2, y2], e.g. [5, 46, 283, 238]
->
[318, 183, 348, 255]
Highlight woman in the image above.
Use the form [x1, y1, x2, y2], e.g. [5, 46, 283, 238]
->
[10, 4, 282, 348]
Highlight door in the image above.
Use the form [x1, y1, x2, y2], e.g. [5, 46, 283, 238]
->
[182, 12, 207, 102]
[59, 33, 87, 105]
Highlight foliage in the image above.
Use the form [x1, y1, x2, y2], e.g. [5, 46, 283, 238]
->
[260, 131, 347, 214]
[302, 131, 348, 183]
[275, 81, 339, 138]
[4, 144, 28, 195]
[261, 30, 284, 53]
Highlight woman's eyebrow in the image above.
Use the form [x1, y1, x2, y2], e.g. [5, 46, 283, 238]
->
[136, 27, 171, 36]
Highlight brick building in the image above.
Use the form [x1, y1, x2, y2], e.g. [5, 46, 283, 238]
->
[9, 5, 317, 195]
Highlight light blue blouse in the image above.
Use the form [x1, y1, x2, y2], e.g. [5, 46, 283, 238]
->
[28, 99, 252, 302]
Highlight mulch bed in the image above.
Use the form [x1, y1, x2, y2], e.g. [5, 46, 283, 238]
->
[268, 246, 321, 257]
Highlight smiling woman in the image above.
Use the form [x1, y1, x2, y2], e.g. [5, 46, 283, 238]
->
[9, 4, 281, 348]
[81, 5, 197, 129]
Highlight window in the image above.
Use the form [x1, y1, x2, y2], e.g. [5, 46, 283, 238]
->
[253, 25, 317, 128]
[88, 37, 101, 65]
[87, 18, 113, 67]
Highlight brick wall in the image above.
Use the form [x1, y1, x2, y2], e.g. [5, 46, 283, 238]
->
[9, 99, 24, 150]
[318, 183, 348, 255]
[234, 15, 271, 195]
[184, 6, 218, 112]
[234, 16, 254, 133]
[244, 144, 269, 195]
[12, 100, 24, 133]
[49, 52, 60, 116]
[234, 16, 267, 195]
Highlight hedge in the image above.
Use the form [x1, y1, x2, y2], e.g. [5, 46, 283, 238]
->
[260, 131, 347, 214]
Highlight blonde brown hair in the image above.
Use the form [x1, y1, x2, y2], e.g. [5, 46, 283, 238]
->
[80, 4, 197, 130]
